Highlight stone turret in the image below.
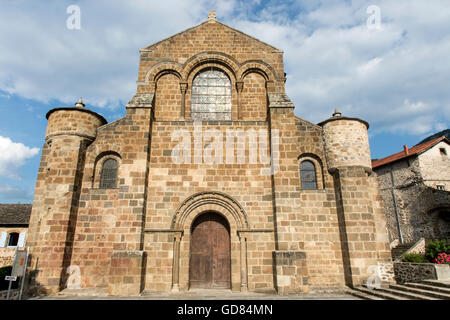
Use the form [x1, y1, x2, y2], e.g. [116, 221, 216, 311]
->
[319, 108, 371, 172]
[318, 110, 392, 288]
[27, 99, 106, 294]
[45, 98, 106, 144]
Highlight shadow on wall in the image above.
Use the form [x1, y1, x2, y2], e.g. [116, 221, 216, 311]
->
[23, 255, 53, 298]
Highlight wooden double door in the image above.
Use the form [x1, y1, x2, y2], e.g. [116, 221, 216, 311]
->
[189, 212, 231, 289]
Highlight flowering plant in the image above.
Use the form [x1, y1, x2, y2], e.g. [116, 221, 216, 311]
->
[434, 252, 450, 264]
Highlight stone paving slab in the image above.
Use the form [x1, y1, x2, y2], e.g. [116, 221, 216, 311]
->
[28, 288, 361, 300]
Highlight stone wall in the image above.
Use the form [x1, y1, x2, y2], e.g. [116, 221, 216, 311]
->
[374, 156, 450, 243]
[321, 118, 371, 170]
[0, 248, 16, 268]
[108, 251, 145, 296]
[418, 141, 450, 190]
[273, 251, 308, 294]
[68, 106, 152, 289]
[0, 227, 27, 267]
[240, 72, 267, 121]
[0, 289, 20, 300]
[393, 262, 450, 283]
[154, 73, 182, 120]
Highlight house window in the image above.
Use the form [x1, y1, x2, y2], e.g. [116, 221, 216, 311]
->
[300, 160, 317, 190]
[191, 69, 232, 121]
[100, 158, 118, 189]
[7, 232, 19, 247]
[440, 148, 447, 156]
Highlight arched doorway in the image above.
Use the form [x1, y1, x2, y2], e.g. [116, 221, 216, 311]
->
[189, 212, 231, 289]
[429, 207, 450, 238]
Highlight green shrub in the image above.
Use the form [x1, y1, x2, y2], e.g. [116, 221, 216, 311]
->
[425, 240, 450, 263]
[402, 253, 426, 263]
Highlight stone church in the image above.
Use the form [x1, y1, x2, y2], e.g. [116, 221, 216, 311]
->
[26, 12, 392, 296]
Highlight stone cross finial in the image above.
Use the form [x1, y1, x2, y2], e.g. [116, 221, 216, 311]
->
[208, 11, 217, 21]
[332, 108, 342, 117]
[75, 98, 85, 108]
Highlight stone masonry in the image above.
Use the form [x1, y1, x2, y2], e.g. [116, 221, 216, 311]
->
[373, 138, 450, 243]
[25, 12, 392, 296]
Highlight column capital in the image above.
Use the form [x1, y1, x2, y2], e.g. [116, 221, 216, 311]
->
[236, 81, 244, 93]
[180, 82, 188, 93]
[173, 230, 183, 241]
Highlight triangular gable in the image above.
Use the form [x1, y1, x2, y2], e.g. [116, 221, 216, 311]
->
[141, 19, 282, 53]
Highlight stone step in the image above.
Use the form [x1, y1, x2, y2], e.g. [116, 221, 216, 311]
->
[345, 288, 384, 300]
[405, 282, 450, 295]
[378, 286, 438, 300]
[420, 280, 450, 289]
[56, 287, 109, 297]
[352, 287, 408, 300]
[391, 243, 416, 260]
[390, 284, 450, 300]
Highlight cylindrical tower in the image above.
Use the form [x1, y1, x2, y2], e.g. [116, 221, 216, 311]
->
[319, 109, 371, 172]
[27, 99, 106, 295]
[318, 109, 391, 288]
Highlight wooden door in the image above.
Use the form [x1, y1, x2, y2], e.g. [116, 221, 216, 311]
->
[189, 212, 231, 289]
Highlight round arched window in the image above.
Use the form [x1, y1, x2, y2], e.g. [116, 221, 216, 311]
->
[100, 158, 118, 189]
[191, 69, 232, 121]
[300, 160, 317, 190]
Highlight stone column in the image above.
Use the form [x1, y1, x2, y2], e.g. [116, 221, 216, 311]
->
[236, 81, 244, 120]
[172, 232, 182, 291]
[239, 234, 248, 292]
[180, 82, 188, 120]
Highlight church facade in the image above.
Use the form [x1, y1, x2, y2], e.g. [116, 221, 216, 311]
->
[26, 12, 392, 296]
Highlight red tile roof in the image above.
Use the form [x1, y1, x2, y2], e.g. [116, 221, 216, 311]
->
[372, 136, 450, 169]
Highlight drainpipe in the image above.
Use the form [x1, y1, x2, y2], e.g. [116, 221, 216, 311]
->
[390, 169, 403, 244]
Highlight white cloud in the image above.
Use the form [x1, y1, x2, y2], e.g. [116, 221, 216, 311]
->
[0, 136, 39, 179]
[0, 0, 448, 136]
[0, 184, 33, 202]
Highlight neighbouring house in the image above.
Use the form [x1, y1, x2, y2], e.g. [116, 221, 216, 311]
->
[372, 135, 450, 244]
[0, 204, 32, 267]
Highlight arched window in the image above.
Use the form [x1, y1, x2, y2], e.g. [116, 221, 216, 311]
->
[300, 160, 317, 190]
[191, 69, 232, 121]
[100, 158, 118, 189]
[7, 232, 19, 247]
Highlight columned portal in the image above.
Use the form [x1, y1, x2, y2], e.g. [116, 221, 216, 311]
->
[170, 191, 249, 292]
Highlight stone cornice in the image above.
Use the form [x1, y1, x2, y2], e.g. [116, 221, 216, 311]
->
[268, 93, 295, 108]
[318, 116, 369, 129]
[46, 107, 107, 124]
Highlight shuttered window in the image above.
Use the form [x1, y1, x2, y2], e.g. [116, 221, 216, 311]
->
[0, 232, 6, 247]
[100, 158, 118, 189]
[18, 232, 26, 248]
[7, 232, 19, 247]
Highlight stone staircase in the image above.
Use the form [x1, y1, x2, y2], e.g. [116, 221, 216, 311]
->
[348, 280, 450, 300]
[391, 242, 415, 261]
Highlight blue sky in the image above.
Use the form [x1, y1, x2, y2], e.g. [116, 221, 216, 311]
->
[0, 0, 449, 203]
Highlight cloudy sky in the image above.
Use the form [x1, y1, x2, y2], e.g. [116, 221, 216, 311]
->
[0, 0, 449, 202]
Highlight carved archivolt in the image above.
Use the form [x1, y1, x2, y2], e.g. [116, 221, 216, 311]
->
[171, 191, 249, 231]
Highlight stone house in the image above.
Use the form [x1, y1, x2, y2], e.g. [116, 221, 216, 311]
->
[0, 204, 31, 267]
[26, 12, 392, 296]
[372, 136, 450, 244]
